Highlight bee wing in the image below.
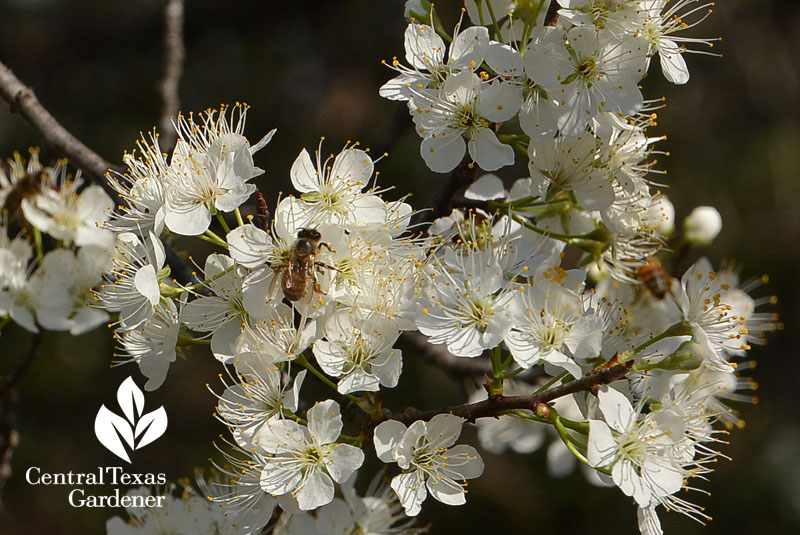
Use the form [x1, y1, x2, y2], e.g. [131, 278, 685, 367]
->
[267, 266, 284, 302]
[306, 258, 320, 297]
[284, 260, 301, 291]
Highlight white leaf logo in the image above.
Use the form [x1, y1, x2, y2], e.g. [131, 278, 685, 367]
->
[117, 376, 144, 423]
[95, 376, 168, 463]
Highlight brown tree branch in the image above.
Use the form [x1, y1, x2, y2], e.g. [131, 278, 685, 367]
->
[159, 0, 186, 152]
[0, 332, 42, 509]
[0, 57, 202, 288]
[0, 61, 116, 188]
[408, 155, 479, 231]
[392, 360, 632, 425]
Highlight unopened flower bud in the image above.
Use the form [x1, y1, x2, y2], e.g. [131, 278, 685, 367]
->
[404, 0, 431, 20]
[663, 341, 707, 371]
[535, 403, 550, 419]
[684, 206, 722, 246]
[157, 265, 172, 281]
[647, 194, 675, 236]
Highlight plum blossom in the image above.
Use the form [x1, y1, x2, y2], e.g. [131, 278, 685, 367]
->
[587, 386, 687, 508]
[180, 253, 269, 362]
[21, 169, 114, 247]
[374, 414, 484, 516]
[99, 231, 167, 332]
[525, 26, 647, 135]
[214, 364, 306, 449]
[255, 400, 365, 511]
[164, 104, 275, 235]
[410, 70, 521, 172]
[313, 311, 402, 395]
[278, 144, 388, 230]
[504, 267, 602, 376]
[416, 245, 515, 357]
[380, 22, 489, 101]
[115, 298, 181, 391]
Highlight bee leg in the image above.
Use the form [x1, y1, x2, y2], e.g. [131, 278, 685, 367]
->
[314, 262, 338, 272]
[320, 242, 335, 254]
[306, 262, 327, 297]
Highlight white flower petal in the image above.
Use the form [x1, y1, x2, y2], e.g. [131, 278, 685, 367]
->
[325, 443, 365, 483]
[307, 400, 343, 445]
[374, 420, 407, 463]
[290, 149, 320, 193]
[296, 470, 335, 511]
[420, 129, 466, 173]
[391, 471, 427, 517]
[468, 127, 514, 171]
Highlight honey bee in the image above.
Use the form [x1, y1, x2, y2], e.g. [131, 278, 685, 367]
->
[636, 258, 674, 299]
[1, 170, 47, 222]
[270, 228, 334, 302]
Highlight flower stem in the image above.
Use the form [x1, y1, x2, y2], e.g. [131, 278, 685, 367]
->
[485, 0, 505, 44]
[535, 370, 568, 394]
[508, 408, 591, 439]
[338, 433, 365, 447]
[554, 415, 592, 468]
[202, 229, 228, 248]
[511, 214, 579, 243]
[296, 354, 359, 403]
[234, 208, 244, 227]
[282, 409, 307, 426]
[623, 321, 693, 363]
[32, 227, 44, 262]
[489, 345, 504, 395]
[177, 334, 211, 346]
[215, 212, 231, 234]
[162, 264, 236, 296]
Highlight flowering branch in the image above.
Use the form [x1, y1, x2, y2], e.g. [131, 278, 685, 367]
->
[0, 2, 776, 531]
[158, 0, 186, 152]
[392, 360, 633, 425]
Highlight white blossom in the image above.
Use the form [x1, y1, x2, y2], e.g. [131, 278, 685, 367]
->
[380, 22, 489, 101]
[525, 26, 647, 135]
[256, 400, 365, 511]
[115, 299, 180, 391]
[683, 205, 721, 245]
[99, 231, 166, 332]
[374, 414, 484, 516]
[410, 70, 520, 172]
[313, 311, 402, 395]
[164, 104, 275, 236]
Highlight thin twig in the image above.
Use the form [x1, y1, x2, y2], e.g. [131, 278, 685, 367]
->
[0, 60, 117, 190]
[159, 0, 186, 152]
[0, 332, 43, 508]
[0, 58, 201, 287]
[391, 360, 632, 424]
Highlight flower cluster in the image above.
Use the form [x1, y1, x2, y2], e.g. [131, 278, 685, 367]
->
[0, 150, 113, 336]
[0, 2, 779, 534]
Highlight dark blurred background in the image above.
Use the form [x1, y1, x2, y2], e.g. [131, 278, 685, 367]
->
[0, 1, 797, 533]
